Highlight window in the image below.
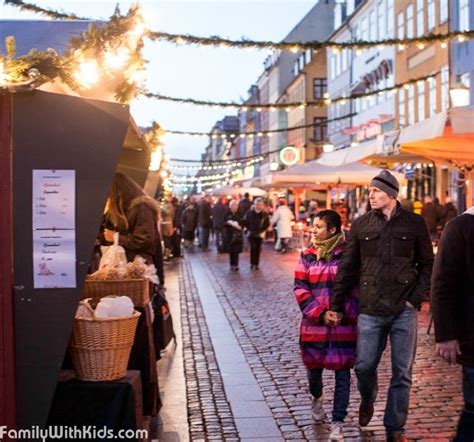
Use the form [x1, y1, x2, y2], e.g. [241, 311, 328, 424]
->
[313, 117, 328, 141]
[293, 61, 298, 77]
[377, 1, 385, 39]
[459, 0, 470, 32]
[386, 0, 394, 37]
[369, 10, 377, 41]
[429, 77, 437, 117]
[330, 55, 336, 80]
[362, 16, 369, 41]
[299, 54, 305, 71]
[439, 0, 448, 23]
[313, 78, 327, 99]
[441, 65, 450, 110]
[406, 5, 414, 38]
[342, 49, 348, 72]
[427, 0, 435, 30]
[416, 0, 424, 37]
[336, 52, 341, 77]
[397, 11, 405, 42]
[417, 81, 426, 121]
[398, 89, 406, 127]
[408, 85, 415, 125]
[305, 49, 313, 63]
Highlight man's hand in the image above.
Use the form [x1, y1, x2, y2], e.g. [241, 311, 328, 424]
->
[324, 310, 343, 327]
[436, 340, 461, 365]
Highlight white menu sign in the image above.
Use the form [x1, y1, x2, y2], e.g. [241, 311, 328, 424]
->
[33, 169, 75, 230]
[32, 169, 77, 289]
[33, 230, 77, 288]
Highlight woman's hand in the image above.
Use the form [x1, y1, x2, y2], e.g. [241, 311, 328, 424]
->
[103, 228, 116, 242]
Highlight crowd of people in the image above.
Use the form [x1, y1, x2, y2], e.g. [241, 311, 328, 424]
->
[98, 172, 472, 442]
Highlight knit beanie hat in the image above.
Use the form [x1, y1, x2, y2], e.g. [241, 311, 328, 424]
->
[370, 170, 399, 198]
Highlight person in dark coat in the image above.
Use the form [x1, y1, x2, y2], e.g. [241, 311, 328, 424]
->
[329, 170, 434, 441]
[212, 197, 229, 253]
[431, 206, 474, 441]
[222, 199, 244, 271]
[181, 202, 198, 249]
[422, 195, 439, 240]
[440, 196, 458, 227]
[102, 172, 160, 265]
[197, 195, 213, 250]
[243, 198, 269, 270]
[238, 192, 252, 217]
[171, 197, 183, 258]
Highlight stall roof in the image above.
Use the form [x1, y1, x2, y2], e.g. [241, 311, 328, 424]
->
[261, 160, 405, 187]
[399, 106, 474, 167]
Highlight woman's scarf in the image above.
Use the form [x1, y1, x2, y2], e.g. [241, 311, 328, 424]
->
[311, 232, 344, 261]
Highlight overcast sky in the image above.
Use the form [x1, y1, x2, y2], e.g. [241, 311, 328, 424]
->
[1, 0, 318, 160]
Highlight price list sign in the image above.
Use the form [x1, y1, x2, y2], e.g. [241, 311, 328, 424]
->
[32, 170, 77, 288]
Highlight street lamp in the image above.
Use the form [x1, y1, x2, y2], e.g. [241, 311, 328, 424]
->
[450, 73, 470, 107]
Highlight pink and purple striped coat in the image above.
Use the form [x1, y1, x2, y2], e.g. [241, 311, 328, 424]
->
[294, 244, 358, 370]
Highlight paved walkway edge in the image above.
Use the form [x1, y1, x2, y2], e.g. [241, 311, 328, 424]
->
[189, 254, 283, 440]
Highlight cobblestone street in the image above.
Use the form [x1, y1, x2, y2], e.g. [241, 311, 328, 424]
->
[158, 242, 463, 441]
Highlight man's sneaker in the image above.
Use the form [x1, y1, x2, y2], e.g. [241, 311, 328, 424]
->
[311, 396, 325, 422]
[328, 421, 344, 441]
[358, 400, 374, 427]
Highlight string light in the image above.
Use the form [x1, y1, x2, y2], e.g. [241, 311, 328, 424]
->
[75, 60, 99, 88]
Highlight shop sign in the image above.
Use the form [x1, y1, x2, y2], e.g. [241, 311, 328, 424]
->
[279, 145, 300, 166]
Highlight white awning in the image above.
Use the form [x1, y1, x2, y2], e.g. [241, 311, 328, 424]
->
[315, 139, 380, 167]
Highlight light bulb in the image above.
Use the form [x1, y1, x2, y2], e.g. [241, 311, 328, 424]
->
[75, 60, 99, 88]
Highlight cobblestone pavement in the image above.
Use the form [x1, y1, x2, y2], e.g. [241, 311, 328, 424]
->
[188, 243, 463, 441]
[178, 257, 239, 440]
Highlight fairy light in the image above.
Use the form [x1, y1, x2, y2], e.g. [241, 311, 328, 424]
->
[441, 41, 448, 48]
[104, 48, 129, 70]
[398, 44, 406, 51]
[0, 62, 9, 85]
[75, 60, 99, 88]
[417, 42, 426, 49]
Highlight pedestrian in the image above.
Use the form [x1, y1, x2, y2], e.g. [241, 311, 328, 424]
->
[181, 201, 198, 250]
[431, 206, 474, 441]
[243, 197, 270, 270]
[270, 199, 295, 253]
[197, 195, 213, 251]
[440, 196, 458, 227]
[294, 210, 358, 441]
[328, 169, 434, 441]
[160, 195, 175, 259]
[212, 197, 229, 253]
[171, 197, 183, 258]
[222, 199, 244, 271]
[238, 192, 252, 217]
[305, 200, 319, 225]
[421, 195, 439, 241]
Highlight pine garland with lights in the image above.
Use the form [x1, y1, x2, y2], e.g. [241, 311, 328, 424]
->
[148, 29, 474, 51]
[143, 71, 438, 110]
[0, 5, 147, 103]
[156, 113, 356, 138]
[4, 0, 90, 20]
[5, 0, 474, 51]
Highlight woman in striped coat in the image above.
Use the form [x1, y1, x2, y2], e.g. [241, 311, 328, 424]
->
[294, 210, 358, 440]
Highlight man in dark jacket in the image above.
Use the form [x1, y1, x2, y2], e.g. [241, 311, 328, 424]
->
[197, 195, 213, 250]
[243, 198, 270, 270]
[238, 192, 252, 217]
[212, 197, 229, 253]
[431, 206, 474, 441]
[329, 170, 434, 442]
[422, 195, 440, 240]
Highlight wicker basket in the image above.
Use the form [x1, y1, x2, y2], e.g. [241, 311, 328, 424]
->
[70, 311, 141, 382]
[81, 279, 151, 307]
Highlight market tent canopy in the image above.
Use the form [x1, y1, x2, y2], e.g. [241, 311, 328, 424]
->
[261, 160, 405, 187]
[399, 106, 474, 167]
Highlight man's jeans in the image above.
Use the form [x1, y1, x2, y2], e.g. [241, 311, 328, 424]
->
[455, 366, 474, 441]
[308, 368, 351, 422]
[355, 306, 417, 435]
[199, 226, 210, 249]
